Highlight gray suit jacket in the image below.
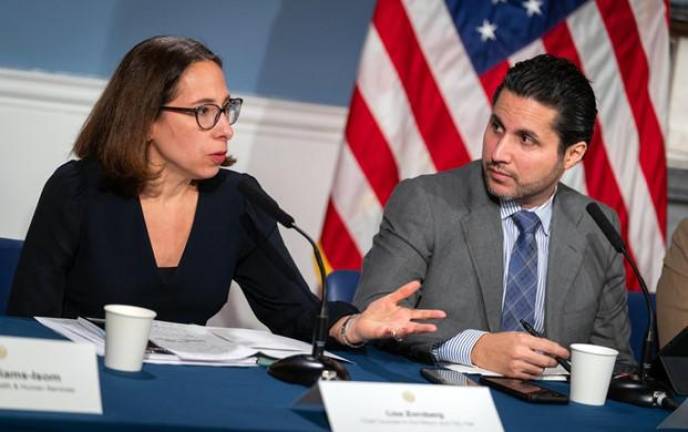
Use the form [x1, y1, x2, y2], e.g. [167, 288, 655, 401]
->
[354, 161, 634, 367]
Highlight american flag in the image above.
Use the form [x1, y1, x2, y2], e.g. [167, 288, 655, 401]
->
[320, 0, 669, 291]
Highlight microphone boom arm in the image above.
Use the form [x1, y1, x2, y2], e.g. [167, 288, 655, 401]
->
[618, 247, 654, 381]
[238, 176, 349, 385]
[291, 223, 329, 359]
[586, 202, 675, 409]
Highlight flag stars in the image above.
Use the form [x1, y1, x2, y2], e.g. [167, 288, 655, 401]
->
[523, 0, 543, 16]
[477, 19, 497, 42]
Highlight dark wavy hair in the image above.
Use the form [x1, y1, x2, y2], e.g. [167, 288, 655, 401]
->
[73, 35, 235, 195]
[493, 54, 597, 154]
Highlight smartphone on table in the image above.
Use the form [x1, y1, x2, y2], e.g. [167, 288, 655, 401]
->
[420, 367, 480, 386]
[479, 376, 568, 404]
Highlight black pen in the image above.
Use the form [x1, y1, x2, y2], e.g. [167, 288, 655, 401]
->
[519, 319, 571, 373]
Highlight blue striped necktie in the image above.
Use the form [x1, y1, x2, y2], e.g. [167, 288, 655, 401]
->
[501, 210, 541, 332]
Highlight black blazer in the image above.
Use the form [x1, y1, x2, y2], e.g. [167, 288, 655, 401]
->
[8, 159, 355, 342]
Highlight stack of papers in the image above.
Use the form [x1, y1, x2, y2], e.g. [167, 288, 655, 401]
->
[35, 317, 349, 368]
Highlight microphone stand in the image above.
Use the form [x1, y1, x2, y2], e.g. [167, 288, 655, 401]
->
[237, 177, 350, 385]
[606, 250, 673, 408]
[586, 204, 674, 409]
[267, 224, 350, 385]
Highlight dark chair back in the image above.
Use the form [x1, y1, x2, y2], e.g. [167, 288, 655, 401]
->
[325, 270, 360, 303]
[627, 291, 657, 363]
[0, 238, 23, 314]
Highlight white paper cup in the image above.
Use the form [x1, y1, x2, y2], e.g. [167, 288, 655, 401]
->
[104, 304, 156, 372]
[569, 343, 618, 406]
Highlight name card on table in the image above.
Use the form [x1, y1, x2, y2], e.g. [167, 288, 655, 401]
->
[0, 336, 102, 414]
[319, 381, 503, 432]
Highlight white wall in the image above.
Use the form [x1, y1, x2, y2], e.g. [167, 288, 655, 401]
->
[0, 67, 347, 330]
[669, 38, 688, 168]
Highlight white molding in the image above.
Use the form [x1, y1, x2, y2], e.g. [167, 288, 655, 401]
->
[0, 67, 348, 140]
[0, 68, 104, 114]
[239, 96, 347, 143]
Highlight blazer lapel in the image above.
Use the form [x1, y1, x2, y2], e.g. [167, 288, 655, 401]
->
[544, 189, 586, 339]
[461, 202, 504, 332]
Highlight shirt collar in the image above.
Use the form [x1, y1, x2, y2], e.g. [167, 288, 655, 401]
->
[499, 189, 555, 236]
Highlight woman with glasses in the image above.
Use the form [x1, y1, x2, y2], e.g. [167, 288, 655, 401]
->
[7, 36, 444, 347]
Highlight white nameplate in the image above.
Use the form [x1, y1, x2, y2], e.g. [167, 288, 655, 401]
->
[319, 381, 503, 432]
[0, 336, 102, 414]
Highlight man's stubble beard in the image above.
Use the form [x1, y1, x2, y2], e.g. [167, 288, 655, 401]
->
[481, 160, 565, 204]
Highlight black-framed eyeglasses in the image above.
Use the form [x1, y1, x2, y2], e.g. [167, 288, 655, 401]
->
[160, 98, 243, 130]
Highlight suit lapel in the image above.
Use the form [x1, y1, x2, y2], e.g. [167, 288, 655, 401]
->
[544, 188, 586, 339]
[461, 202, 504, 332]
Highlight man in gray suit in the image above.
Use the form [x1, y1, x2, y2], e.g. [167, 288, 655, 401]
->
[352, 54, 634, 379]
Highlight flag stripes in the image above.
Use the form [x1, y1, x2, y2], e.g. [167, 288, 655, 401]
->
[374, 0, 471, 170]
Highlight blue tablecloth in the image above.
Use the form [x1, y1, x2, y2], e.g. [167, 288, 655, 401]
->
[0, 317, 674, 431]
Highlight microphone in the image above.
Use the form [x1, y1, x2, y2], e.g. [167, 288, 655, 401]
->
[586, 203, 675, 410]
[237, 179, 295, 228]
[586, 203, 625, 254]
[238, 176, 349, 385]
